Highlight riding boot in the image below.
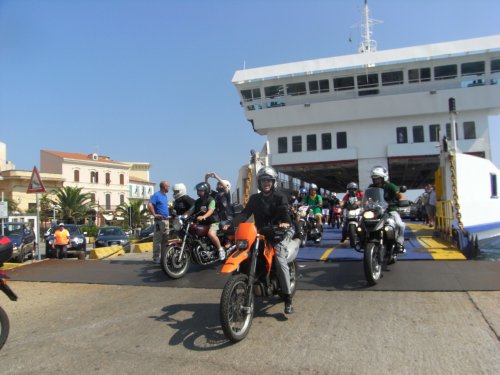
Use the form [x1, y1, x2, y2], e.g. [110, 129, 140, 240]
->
[284, 294, 294, 314]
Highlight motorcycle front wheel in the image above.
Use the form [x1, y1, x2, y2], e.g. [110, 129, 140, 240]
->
[363, 242, 382, 286]
[0, 305, 10, 350]
[220, 274, 254, 343]
[348, 224, 357, 248]
[160, 244, 190, 279]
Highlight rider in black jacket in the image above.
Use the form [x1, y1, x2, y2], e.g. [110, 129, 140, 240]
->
[239, 166, 295, 314]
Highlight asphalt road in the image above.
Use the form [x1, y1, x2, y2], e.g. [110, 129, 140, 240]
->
[0, 252, 499, 374]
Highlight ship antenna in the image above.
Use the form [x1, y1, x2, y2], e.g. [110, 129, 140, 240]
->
[357, 0, 382, 53]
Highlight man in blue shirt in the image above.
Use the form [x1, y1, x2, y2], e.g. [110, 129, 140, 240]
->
[148, 180, 170, 263]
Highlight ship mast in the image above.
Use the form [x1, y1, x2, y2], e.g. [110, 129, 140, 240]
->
[358, 0, 381, 53]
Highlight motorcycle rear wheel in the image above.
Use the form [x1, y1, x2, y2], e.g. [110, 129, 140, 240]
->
[0, 305, 10, 351]
[363, 242, 382, 286]
[160, 244, 190, 279]
[220, 274, 254, 343]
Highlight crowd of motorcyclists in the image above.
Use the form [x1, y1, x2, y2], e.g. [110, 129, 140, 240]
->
[148, 165, 407, 314]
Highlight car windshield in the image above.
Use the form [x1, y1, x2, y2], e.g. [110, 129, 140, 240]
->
[3, 224, 23, 236]
[98, 227, 124, 236]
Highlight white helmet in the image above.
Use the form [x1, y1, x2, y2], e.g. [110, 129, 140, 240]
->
[309, 183, 318, 191]
[221, 179, 231, 190]
[371, 166, 389, 182]
[173, 183, 187, 199]
[257, 166, 278, 190]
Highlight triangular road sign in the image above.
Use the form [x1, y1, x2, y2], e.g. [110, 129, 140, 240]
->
[27, 166, 46, 193]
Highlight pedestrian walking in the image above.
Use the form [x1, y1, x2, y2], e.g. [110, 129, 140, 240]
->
[147, 181, 170, 264]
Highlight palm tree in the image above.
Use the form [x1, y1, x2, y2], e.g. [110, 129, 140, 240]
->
[52, 186, 92, 224]
[116, 199, 148, 228]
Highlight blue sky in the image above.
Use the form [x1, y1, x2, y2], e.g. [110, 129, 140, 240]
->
[1, 0, 499, 196]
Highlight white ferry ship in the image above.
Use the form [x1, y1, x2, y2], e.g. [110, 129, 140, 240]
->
[231, 3, 500, 255]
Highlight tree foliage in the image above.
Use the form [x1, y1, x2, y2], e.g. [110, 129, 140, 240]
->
[116, 199, 148, 228]
[51, 186, 92, 224]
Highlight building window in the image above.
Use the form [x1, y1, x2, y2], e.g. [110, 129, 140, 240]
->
[491, 59, 500, 73]
[120, 195, 125, 205]
[105, 172, 111, 185]
[434, 64, 457, 80]
[491, 174, 498, 198]
[90, 193, 95, 203]
[306, 134, 317, 151]
[241, 88, 261, 102]
[28, 203, 36, 211]
[264, 85, 284, 99]
[286, 82, 306, 96]
[105, 194, 111, 210]
[461, 61, 485, 76]
[321, 133, 332, 150]
[292, 136, 302, 152]
[397, 127, 408, 144]
[278, 137, 288, 154]
[73, 170, 80, 182]
[429, 124, 440, 142]
[309, 79, 329, 94]
[408, 67, 431, 83]
[446, 122, 459, 140]
[334, 76, 355, 91]
[413, 125, 424, 143]
[91, 171, 99, 184]
[120, 174, 124, 185]
[463, 121, 476, 139]
[337, 132, 347, 149]
[381, 71, 403, 86]
[357, 73, 379, 89]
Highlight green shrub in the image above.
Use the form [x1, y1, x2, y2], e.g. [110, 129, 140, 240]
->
[80, 224, 97, 237]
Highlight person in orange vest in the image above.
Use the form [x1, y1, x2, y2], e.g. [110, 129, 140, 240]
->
[53, 223, 70, 259]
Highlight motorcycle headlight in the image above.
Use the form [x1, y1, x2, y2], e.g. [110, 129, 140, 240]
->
[236, 240, 248, 250]
[173, 221, 182, 231]
[363, 211, 375, 219]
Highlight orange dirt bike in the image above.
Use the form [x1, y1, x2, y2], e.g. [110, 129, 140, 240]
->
[219, 222, 300, 343]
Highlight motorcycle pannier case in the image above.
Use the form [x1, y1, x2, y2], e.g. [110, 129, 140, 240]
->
[0, 236, 14, 263]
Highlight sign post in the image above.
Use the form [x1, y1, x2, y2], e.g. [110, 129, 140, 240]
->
[27, 166, 46, 260]
[0, 193, 7, 236]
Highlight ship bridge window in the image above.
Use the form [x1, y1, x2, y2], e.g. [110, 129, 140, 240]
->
[461, 61, 485, 76]
[463, 121, 476, 139]
[381, 71, 403, 86]
[397, 127, 408, 144]
[357, 73, 379, 88]
[321, 133, 332, 150]
[334, 76, 355, 91]
[491, 59, 500, 73]
[337, 132, 347, 149]
[286, 82, 307, 96]
[309, 79, 329, 94]
[434, 64, 457, 80]
[278, 137, 287, 154]
[429, 124, 440, 142]
[241, 88, 261, 102]
[265, 85, 284, 99]
[307, 134, 317, 151]
[413, 125, 424, 143]
[408, 67, 431, 83]
[292, 136, 302, 152]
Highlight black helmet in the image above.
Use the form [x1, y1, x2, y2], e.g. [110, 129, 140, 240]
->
[195, 182, 210, 195]
[257, 166, 278, 191]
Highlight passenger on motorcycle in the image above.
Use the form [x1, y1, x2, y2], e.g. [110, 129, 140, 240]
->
[328, 192, 340, 226]
[184, 182, 226, 261]
[321, 192, 331, 227]
[238, 166, 296, 314]
[172, 183, 195, 215]
[369, 166, 406, 253]
[297, 187, 308, 204]
[302, 183, 323, 229]
[340, 182, 363, 243]
[205, 172, 234, 230]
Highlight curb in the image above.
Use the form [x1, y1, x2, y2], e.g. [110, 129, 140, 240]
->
[89, 245, 125, 259]
[133, 243, 153, 253]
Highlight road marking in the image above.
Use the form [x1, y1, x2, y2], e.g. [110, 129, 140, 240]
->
[320, 247, 335, 261]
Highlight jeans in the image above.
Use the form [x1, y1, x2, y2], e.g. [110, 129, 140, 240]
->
[389, 211, 405, 246]
[273, 227, 295, 296]
[153, 219, 169, 260]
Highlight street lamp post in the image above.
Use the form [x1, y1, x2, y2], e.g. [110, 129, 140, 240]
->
[52, 204, 61, 225]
